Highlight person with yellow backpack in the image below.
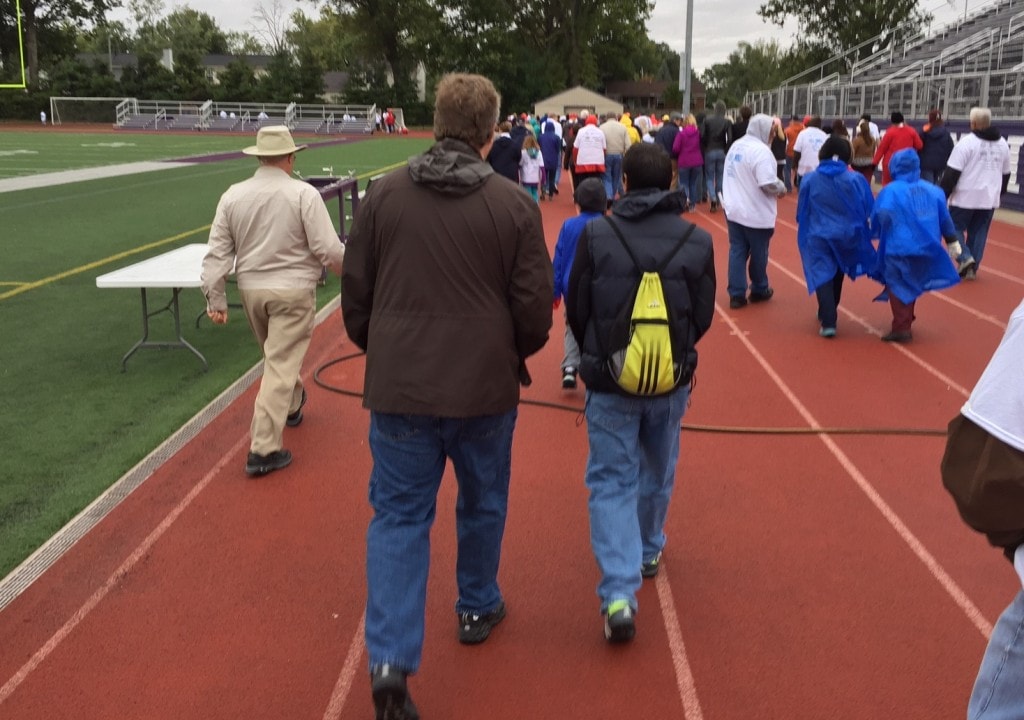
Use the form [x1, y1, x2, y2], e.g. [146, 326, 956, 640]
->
[566, 142, 716, 643]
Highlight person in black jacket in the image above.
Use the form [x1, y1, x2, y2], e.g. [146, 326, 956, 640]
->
[654, 112, 682, 188]
[700, 101, 731, 211]
[566, 142, 715, 644]
[918, 108, 954, 185]
[486, 120, 522, 183]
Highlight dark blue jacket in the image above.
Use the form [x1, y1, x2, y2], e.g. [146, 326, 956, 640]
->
[539, 121, 562, 169]
[566, 188, 716, 395]
[918, 124, 955, 174]
[654, 122, 679, 158]
[487, 136, 521, 183]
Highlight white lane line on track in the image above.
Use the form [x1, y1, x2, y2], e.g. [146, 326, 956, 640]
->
[706, 215, 973, 397]
[0, 433, 249, 707]
[978, 265, 1024, 286]
[714, 303, 993, 639]
[656, 570, 705, 720]
[322, 614, 367, 720]
[988, 239, 1024, 256]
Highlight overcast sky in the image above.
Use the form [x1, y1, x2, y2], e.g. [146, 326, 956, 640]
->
[114, 0, 978, 73]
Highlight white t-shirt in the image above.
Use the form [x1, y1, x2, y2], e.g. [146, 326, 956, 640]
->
[573, 125, 606, 167]
[722, 135, 779, 229]
[947, 132, 1011, 209]
[962, 298, 1024, 454]
[868, 121, 880, 141]
[793, 127, 828, 176]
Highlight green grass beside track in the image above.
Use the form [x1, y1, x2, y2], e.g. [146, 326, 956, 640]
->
[0, 132, 432, 578]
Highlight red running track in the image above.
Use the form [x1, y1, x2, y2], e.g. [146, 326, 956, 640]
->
[1, 177, 1021, 719]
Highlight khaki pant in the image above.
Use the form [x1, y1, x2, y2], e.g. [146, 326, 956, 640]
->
[240, 287, 315, 455]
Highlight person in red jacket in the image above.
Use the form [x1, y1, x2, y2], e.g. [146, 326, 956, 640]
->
[872, 111, 923, 185]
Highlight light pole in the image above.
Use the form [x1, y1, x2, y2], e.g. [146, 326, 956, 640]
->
[681, 0, 694, 114]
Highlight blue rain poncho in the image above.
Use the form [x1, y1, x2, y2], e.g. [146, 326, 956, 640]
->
[796, 159, 876, 294]
[869, 149, 960, 303]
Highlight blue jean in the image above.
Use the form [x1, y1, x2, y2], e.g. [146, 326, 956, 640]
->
[968, 589, 1024, 719]
[950, 206, 995, 269]
[583, 386, 690, 613]
[604, 153, 623, 199]
[727, 221, 775, 299]
[705, 149, 726, 199]
[783, 157, 794, 192]
[678, 165, 702, 207]
[364, 409, 518, 672]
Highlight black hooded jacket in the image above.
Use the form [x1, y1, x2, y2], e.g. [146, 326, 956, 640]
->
[566, 188, 716, 395]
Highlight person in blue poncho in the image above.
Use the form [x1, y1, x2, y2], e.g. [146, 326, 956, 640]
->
[869, 148, 962, 343]
[796, 136, 877, 338]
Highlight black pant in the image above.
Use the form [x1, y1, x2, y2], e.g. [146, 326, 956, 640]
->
[815, 270, 845, 329]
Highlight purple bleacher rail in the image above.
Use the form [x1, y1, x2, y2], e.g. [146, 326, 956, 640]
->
[306, 176, 360, 286]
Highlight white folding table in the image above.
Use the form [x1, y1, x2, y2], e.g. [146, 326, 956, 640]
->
[96, 243, 210, 371]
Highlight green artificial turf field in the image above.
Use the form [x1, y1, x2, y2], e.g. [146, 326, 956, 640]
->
[0, 129, 432, 578]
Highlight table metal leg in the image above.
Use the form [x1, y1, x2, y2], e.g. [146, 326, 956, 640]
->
[120, 288, 209, 372]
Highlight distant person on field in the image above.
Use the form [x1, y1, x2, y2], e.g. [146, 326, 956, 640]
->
[654, 112, 682, 189]
[572, 113, 607, 188]
[39, 110, 46, 125]
[795, 137, 876, 338]
[700, 100, 731, 212]
[551, 178, 606, 390]
[869, 148, 961, 343]
[342, 73, 552, 720]
[941, 297, 1024, 720]
[539, 118, 562, 200]
[487, 121, 522, 183]
[783, 114, 804, 192]
[722, 113, 788, 309]
[872, 111, 922, 185]
[851, 119, 878, 184]
[671, 113, 703, 212]
[730, 105, 752, 147]
[519, 133, 543, 202]
[566, 142, 715, 644]
[792, 115, 827, 188]
[860, 113, 880, 141]
[201, 126, 343, 477]
[600, 111, 630, 200]
[940, 106, 1011, 281]
[917, 108, 954, 185]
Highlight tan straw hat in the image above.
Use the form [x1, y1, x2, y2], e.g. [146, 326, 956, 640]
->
[242, 125, 307, 156]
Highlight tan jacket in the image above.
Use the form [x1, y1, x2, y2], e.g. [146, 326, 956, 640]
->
[201, 165, 344, 311]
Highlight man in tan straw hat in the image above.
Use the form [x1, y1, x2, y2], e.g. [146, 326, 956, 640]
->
[201, 125, 344, 476]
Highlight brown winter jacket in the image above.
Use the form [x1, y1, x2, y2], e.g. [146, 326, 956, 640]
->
[342, 138, 553, 416]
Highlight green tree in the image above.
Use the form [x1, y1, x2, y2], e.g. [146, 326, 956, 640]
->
[287, 8, 354, 71]
[156, 7, 230, 55]
[259, 49, 298, 102]
[215, 56, 259, 101]
[700, 40, 795, 107]
[118, 49, 176, 97]
[758, 0, 930, 66]
[294, 43, 324, 102]
[11, 0, 119, 84]
[171, 47, 212, 100]
[226, 31, 264, 55]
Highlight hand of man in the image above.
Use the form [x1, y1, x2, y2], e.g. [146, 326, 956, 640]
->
[207, 309, 228, 324]
[946, 241, 962, 260]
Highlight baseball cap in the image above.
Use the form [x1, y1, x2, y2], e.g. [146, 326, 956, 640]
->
[574, 177, 607, 213]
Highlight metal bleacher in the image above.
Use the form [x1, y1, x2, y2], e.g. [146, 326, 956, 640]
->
[113, 99, 379, 135]
[746, 0, 1024, 120]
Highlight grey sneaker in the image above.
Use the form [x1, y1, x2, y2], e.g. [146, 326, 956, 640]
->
[957, 257, 977, 277]
[458, 602, 506, 644]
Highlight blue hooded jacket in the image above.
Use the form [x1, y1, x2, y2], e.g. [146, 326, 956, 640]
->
[539, 120, 562, 169]
[870, 148, 960, 303]
[796, 159, 876, 294]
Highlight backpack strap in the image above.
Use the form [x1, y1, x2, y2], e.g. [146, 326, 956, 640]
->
[604, 216, 696, 274]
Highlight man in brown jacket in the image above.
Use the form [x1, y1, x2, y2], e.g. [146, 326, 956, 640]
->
[941, 297, 1024, 719]
[342, 73, 553, 720]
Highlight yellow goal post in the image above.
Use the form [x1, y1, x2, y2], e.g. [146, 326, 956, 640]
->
[0, 0, 27, 89]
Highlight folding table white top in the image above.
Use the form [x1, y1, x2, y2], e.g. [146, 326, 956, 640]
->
[96, 243, 209, 289]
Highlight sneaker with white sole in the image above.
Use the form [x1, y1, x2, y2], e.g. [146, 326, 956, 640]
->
[561, 367, 578, 389]
[603, 599, 636, 643]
